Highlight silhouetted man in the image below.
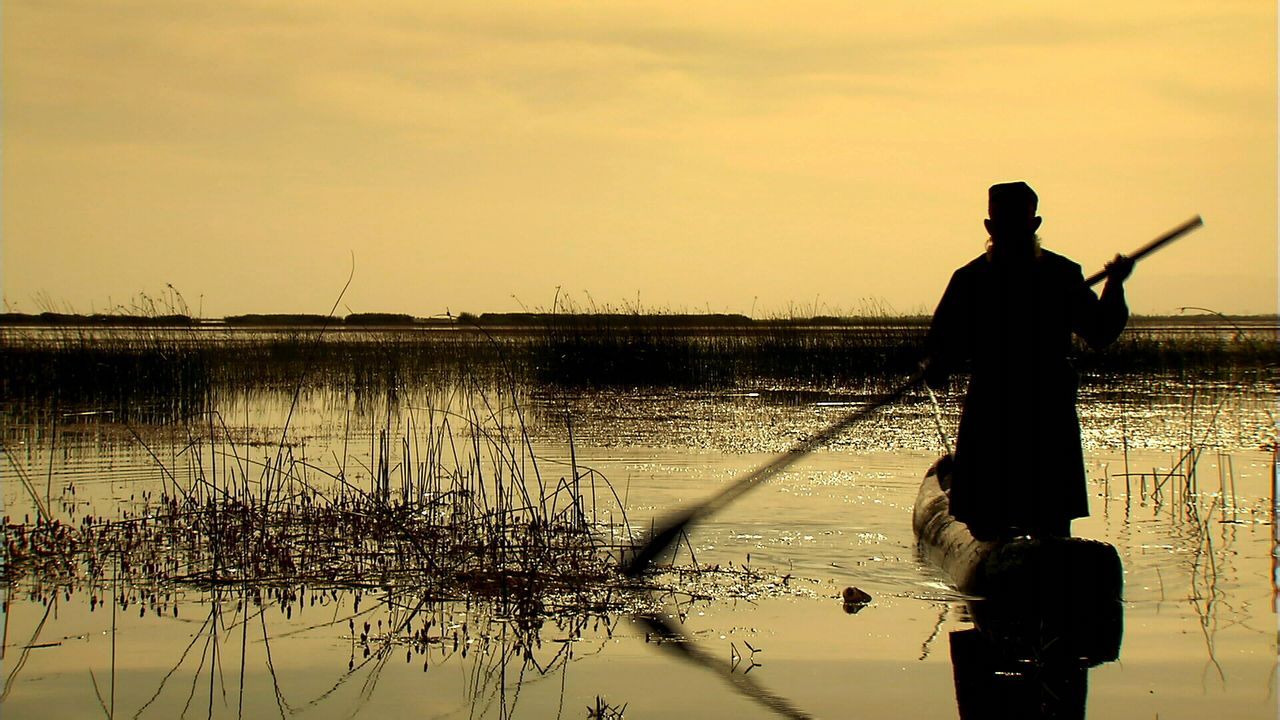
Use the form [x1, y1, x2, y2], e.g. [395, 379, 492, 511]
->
[925, 181, 1133, 541]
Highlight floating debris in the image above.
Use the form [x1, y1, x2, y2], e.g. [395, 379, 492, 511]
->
[841, 586, 873, 614]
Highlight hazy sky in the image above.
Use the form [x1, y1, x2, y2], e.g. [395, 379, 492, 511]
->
[4, 1, 1276, 317]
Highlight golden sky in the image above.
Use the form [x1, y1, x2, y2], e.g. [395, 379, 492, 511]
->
[4, 1, 1276, 317]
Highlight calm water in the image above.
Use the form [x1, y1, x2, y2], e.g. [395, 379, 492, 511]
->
[2, 369, 1277, 719]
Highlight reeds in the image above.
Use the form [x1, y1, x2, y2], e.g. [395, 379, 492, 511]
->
[4, 315, 1273, 411]
[3, 394, 628, 717]
[2, 324, 213, 423]
[1, 373, 822, 718]
[3, 391, 630, 621]
[0, 325, 516, 419]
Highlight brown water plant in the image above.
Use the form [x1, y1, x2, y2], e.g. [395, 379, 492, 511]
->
[3, 397, 632, 620]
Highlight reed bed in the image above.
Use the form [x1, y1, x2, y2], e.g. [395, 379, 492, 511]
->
[3, 315, 1274, 410]
[2, 326, 213, 424]
[533, 316, 1278, 388]
[3, 394, 631, 621]
[2, 377, 807, 631]
[0, 325, 516, 419]
[1088, 328, 1279, 376]
[1, 375, 820, 719]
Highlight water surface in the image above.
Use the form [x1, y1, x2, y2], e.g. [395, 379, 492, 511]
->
[3, 367, 1276, 719]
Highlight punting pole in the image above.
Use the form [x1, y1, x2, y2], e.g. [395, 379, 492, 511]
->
[1083, 216, 1203, 287]
[621, 370, 923, 577]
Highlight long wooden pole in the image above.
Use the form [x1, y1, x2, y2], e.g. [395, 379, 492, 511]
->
[1084, 216, 1203, 286]
[622, 372, 922, 576]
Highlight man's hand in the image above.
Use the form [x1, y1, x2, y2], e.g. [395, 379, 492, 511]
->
[1105, 254, 1134, 283]
[920, 358, 949, 390]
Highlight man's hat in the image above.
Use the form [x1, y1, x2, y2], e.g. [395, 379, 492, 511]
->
[988, 181, 1038, 222]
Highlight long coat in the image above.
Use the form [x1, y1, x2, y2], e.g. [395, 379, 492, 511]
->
[925, 248, 1127, 537]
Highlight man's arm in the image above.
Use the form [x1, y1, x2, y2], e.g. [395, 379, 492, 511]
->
[1075, 254, 1132, 350]
[923, 269, 969, 387]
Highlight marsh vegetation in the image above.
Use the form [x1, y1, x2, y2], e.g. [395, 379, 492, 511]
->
[1, 314, 1276, 718]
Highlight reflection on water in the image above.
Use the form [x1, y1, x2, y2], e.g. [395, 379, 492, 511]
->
[950, 547, 1125, 720]
[950, 624, 1096, 720]
[537, 374, 1278, 455]
[2, 370, 1277, 719]
[3, 587, 626, 719]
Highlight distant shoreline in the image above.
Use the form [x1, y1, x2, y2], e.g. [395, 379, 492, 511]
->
[2, 311, 1275, 330]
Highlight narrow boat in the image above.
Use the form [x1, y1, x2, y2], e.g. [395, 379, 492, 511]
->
[914, 455, 1124, 665]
